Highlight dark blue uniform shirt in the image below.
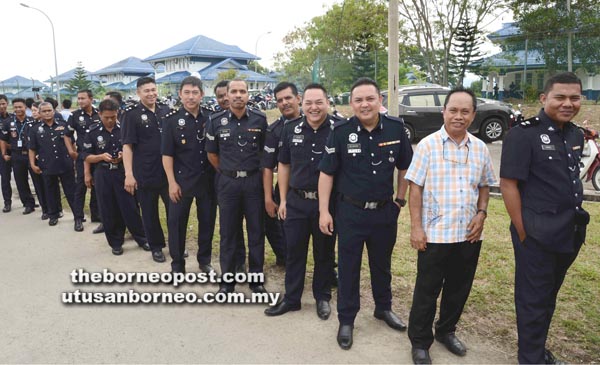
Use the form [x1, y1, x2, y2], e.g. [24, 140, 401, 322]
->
[278, 115, 337, 190]
[261, 115, 301, 170]
[121, 102, 171, 188]
[318, 113, 413, 201]
[67, 107, 101, 151]
[81, 123, 123, 161]
[205, 109, 267, 172]
[500, 109, 585, 252]
[161, 107, 213, 195]
[1, 116, 35, 155]
[28, 119, 72, 175]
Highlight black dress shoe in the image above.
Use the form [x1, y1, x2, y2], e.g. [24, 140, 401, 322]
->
[23, 206, 35, 215]
[217, 286, 233, 294]
[264, 300, 301, 316]
[199, 264, 215, 273]
[435, 332, 467, 356]
[139, 243, 151, 251]
[316, 300, 331, 320]
[74, 219, 84, 232]
[2, 203, 11, 213]
[411, 348, 432, 364]
[58, 211, 64, 218]
[49, 218, 58, 226]
[112, 247, 124, 256]
[152, 250, 166, 263]
[92, 223, 104, 234]
[41, 213, 49, 220]
[251, 284, 267, 294]
[544, 349, 566, 364]
[337, 324, 353, 350]
[374, 309, 407, 331]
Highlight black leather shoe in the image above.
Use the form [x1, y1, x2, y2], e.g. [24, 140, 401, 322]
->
[435, 332, 467, 356]
[199, 264, 215, 273]
[251, 285, 267, 294]
[152, 250, 166, 263]
[374, 309, 407, 331]
[139, 243, 151, 251]
[2, 203, 11, 213]
[112, 247, 124, 256]
[41, 213, 49, 220]
[544, 349, 566, 364]
[316, 300, 331, 320]
[337, 324, 353, 350]
[411, 348, 432, 364]
[217, 286, 233, 295]
[49, 218, 58, 226]
[264, 300, 301, 316]
[58, 211, 64, 218]
[235, 263, 246, 274]
[23, 206, 35, 215]
[92, 223, 104, 234]
[74, 219, 84, 232]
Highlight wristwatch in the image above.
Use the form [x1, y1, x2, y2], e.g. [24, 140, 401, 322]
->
[394, 198, 407, 207]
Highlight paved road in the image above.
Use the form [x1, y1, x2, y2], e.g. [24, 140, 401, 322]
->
[0, 208, 513, 363]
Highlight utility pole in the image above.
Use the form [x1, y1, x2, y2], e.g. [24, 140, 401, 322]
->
[567, 0, 572, 72]
[388, 0, 399, 117]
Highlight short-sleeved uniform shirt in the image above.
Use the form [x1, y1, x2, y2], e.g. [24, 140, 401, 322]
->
[67, 108, 101, 151]
[161, 107, 213, 196]
[121, 102, 171, 188]
[81, 123, 123, 163]
[205, 109, 267, 172]
[261, 115, 301, 170]
[1, 116, 35, 156]
[405, 127, 496, 243]
[318, 113, 413, 201]
[28, 119, 72, 175]
[500, 110, 584, 252]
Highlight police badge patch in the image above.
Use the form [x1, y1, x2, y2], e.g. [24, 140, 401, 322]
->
[349, 133, 358, 143]
[540, 134, 551, 144]
[178, 119, 185, 126]
[221, 118, 228, 126]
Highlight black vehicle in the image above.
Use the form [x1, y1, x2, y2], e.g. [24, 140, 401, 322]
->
[382, 85, 517, 143]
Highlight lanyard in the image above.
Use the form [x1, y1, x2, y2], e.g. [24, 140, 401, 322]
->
[14, 116, 26, 141]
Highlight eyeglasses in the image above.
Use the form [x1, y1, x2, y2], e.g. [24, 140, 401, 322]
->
[443, 142, 469, 164]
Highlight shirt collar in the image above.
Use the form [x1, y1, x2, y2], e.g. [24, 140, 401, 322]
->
[354, 113, 383, 132]
[439, 125, 470, 147]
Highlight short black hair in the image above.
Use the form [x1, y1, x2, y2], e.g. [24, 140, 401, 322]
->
[214, 80, 229, 95]
[77, 89, 93, 99]
[98, 98, 119, 112]
[0, 94, 7, 102]
[62, 99, 72, 109]
[180, 76, 203, 92]
[274, 82, 298, 98]
[25, 98, 34, 108]
[105, 91, 123, 105]
[228, 78, 247, 91]
[12, 98, 26, 105]
[44, 97, 58, 109]
[444, 86, 477, 112]
[303, 83, 328, 97]
[543, 72, 582, 94]
[136, 77, 156, 89]
[350, 77, 380, 97]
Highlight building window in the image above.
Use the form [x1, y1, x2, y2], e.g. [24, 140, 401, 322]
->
[537, 75, 544, 90]
[515, 73, 522, 88]
[526, 72, 533, 86]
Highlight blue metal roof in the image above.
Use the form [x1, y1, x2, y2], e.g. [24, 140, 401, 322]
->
[0, 75, 46, 87]
[144, 35, 257, 62]
[44, 68, 101, 83]
[94, 57, 154, 75]
[480, 50, 546, 68]
[198, 59, 277, 83]
[155, 71, 191, 84]
[487, 22, 521, 42]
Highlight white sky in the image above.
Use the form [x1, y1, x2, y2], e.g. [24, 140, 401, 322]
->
[1, 0, 512, 84]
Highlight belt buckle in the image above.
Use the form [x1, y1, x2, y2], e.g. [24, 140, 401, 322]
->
[306, 191, 317, 200]
[364, 201, 378, 210]
[108, 163, 118, 170]
[236, 170, 247, 178]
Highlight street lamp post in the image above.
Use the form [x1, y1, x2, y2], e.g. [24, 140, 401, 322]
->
[20, 3, 60, 106]
[254, 31, 272, 73]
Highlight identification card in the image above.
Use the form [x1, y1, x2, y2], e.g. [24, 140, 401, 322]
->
[17, 140, 23, 148]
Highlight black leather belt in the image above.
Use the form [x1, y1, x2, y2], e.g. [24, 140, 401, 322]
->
[100, 162, 123, 170]
[220, 169, 258, 178]
[341, 194, 390, 210]
[292, 188, 318, 200]
[20, 150, 28, 155]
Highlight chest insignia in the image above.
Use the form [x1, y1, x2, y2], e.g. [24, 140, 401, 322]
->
[540, 134, 551, 144]
[349, 133, 358, 143]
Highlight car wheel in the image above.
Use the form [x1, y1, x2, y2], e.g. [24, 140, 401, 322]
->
[593, 167, 600, 191]
[404, 124, 415, 143]
[480, 118, 505, 143]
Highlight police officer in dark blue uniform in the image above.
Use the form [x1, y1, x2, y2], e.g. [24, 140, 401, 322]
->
[82, 99, 149, 255]
[28, 102, 77, 226]
[500, 72, 590, 365]
[206, 79, 267, 294]
[0, 98, 42, 215]
[0, 95, 13, 213]
[162, 76, 216, 274]
[122, 77, 172, 263]
[66, 90, 101, 232]
[264, 83, 337, 320]
[261, 82, 304, 267]
[318, 77, 413, 350]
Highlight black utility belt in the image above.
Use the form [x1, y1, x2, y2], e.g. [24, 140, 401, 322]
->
[220, 169, 258, 178]
[20, 150, 29, 155]
[99, 162, 123, 170]
[292, 188, 318, 200]
[341, 194, 390, 210]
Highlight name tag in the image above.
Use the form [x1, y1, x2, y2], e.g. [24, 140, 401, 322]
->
[219, 129, 231, 138]
[292, 135, 304, 144]
[541, 145, 555, 151]
[347, 143, 361, 154]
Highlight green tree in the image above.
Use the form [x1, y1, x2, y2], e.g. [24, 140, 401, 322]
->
[64, 63, 92, 92]
[451, 13, 485, 86]
[216, 69, 244, 82]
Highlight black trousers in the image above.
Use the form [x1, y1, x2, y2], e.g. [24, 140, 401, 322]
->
[0, 157, 12, 205]
[408, 240, 482, 349]
[217, 173, 264, 290]
[11, 155, 35, 208]
[265, 184, 286, 262]
[94, 167, 146, 249]
[282, 191, 334, 305]
[42, 170, 76, 219]
[511, 228, 582, 364]
[74, 155, 99, 220]
[335, 199, 400, 325]
[136, 184, 169, 252]
[168, 180, 217, 273]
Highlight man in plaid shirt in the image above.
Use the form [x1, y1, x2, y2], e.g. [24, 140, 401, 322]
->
[405, 87, 496, 364]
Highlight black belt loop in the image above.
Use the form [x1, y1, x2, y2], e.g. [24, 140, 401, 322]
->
[292, 188, 318, 200]
[220, 169, 259, 178]
[340, 194, 390, 210]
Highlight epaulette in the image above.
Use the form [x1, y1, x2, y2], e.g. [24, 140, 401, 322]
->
[248, 108, 266, 118]
[201, 105, 214, 115]
[284, 115, 303, 125]
[384, 114, 404, 123]
[88, 123, 101, 132]
[518, 116, 540, 128]
[209, 109, 227, 122]
[164, 110, 178, 119]
[330, 112, 346, 124]
[331, 117, 349, 129]
[124, 103, 139, 112]
[266, 117, 282, 132]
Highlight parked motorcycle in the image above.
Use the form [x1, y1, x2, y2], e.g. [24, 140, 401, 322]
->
[579, 120, 600, 191]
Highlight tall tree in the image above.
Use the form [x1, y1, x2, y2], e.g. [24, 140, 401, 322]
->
[451, 13, 485, 86]
[64, 62, 92, 92]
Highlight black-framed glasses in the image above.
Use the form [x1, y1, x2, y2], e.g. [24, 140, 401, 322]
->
[443, 142, 469, 164]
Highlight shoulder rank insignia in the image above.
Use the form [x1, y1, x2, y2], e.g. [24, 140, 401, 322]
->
[519, 116, 540, 128]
